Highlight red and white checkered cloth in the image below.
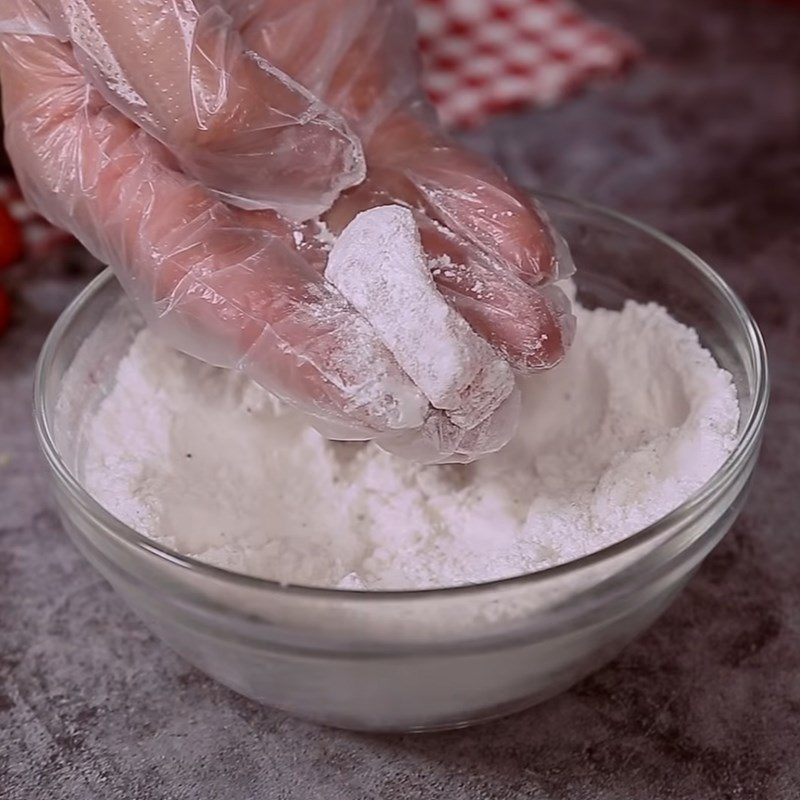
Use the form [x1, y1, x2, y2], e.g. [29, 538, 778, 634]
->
[0, 0, 638, 263]
[417, 0, 639, 127]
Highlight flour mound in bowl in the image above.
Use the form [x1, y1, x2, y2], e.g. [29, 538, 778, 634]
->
[79, 292, 739, 590]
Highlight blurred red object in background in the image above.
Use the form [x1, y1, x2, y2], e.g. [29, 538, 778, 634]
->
[0, 285, 10, 334]
[0, 159, 22, 335]
[0, 202, 23, 271]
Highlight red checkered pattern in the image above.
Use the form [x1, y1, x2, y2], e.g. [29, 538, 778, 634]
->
[416, 0, 639, 127]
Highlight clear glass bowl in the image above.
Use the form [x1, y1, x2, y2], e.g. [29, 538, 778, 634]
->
[34, 195, 768, 732]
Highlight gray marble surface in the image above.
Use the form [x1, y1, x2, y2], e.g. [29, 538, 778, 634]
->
[2, 1, 799, 798]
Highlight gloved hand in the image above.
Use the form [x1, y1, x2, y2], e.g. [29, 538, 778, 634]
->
[0, 0, 574, 463]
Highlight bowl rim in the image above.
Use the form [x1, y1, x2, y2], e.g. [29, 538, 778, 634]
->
[33, 192, 769, 601]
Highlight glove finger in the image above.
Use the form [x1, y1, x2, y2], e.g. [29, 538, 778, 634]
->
[235, 0, 430, 142]
[418, 218, 575, 372]
[33, 0, 365, 220]
[323, 180, 574, 373]
[369, 113, 574, 287]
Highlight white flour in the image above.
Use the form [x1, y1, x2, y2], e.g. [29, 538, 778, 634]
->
[81, 289, 739, 590]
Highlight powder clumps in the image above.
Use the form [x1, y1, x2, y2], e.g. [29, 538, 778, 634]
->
[81, 290, 739, 590]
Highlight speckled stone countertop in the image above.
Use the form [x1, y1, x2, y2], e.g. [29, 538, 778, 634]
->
[2, 1, 799, 798]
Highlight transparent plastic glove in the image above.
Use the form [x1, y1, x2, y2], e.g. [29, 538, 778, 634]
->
[0, 0, 575, 464]
[34, 0, 366, 220]
[0, 7, 426, 439]
[239, 0, 576, 292]
[238, 1, 577, 397]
